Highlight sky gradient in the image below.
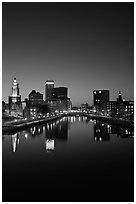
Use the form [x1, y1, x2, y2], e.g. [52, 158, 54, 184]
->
[2, 2, 134, 106]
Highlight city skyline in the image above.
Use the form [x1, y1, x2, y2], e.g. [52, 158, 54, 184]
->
[3, 76, 134, 106]
[2, 2, 134, 106]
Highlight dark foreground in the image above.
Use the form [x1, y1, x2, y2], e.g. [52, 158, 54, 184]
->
[2, 116, 134, 202]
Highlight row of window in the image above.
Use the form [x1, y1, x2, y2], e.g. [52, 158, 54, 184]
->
[126, 106, 134, 109]
[94, 91, 102, 94]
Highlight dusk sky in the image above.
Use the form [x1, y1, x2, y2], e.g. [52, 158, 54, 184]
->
[2, 2, 134, 106]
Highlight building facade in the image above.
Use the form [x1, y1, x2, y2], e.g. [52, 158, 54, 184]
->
[52, 87, 67, 100]
[48, 86, 71, 112]
[45, 80, 54, 102]
[24, 90, 50, 118]
[8, 78, 22, 117]
[2, 101, 6, 114]
[93, 90, 109, 114]
[29, 90, 43, 103]
[106, 91, 134, 120]
[106, 101, 117, 115]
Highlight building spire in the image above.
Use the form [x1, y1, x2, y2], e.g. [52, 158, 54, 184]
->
[11, 77, 19, 97]
[118, 91, 123, 102]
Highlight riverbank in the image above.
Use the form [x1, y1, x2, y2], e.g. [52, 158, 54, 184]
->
[86, 114, 133, 129]
[67, 112, 134, 129]
[2, 114, 65, 134]
[2, 112, 134, 134]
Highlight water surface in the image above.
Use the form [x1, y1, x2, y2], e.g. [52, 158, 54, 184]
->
[2, 116, 134, 202]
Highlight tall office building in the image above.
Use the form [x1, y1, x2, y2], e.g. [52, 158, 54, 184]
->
[52, 87, 67, 99]
[8, 78, 22, 116]
[9, 78, 21, 104]
[93, 90, 109, 114]
[45, 80, 54, 101]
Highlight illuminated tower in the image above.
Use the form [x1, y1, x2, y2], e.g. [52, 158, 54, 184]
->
[10, 78, 20, 102]
[45, 80, 54, 101]
[8, 78, 22, 116]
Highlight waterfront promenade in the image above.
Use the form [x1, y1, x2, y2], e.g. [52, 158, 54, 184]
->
[2, 113, 65, 133]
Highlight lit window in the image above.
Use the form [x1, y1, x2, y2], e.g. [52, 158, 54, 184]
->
[94, 91, 96, 94]
[99, 91, 101, 94]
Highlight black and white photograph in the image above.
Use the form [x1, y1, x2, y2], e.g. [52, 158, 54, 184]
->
[2, 1, 134, 202]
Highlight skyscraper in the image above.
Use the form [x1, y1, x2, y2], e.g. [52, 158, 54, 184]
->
[9, 77, 21, 103]
[8, 78, 22, 116]
[45, 80, 54, 101]
[52, 87, 67, 100]
[93, 90, 109, 114]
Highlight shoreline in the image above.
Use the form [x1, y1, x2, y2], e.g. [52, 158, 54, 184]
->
[2, 112, 134, 134]
[2, 114, 64, 134]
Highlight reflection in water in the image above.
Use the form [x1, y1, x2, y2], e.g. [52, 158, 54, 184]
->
[117, 128, 134, 138]
[94, 121, 110, 142]
[24, 133, 28, 139]
[45, 117, 69, 152]
[28, 126, 43, 137]
[3, 116, 134, 202]
[11, 133, 19, 153]
[93, 120, 133, 142]
[5, 116, 134, 153]
[45, 139, 54, 152]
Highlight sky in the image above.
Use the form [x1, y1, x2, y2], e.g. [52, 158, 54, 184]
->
[2, 2, 134, 106]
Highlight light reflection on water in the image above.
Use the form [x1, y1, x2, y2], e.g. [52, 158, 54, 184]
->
[2, 116, 134, 202]
[3, 116, 134, 153]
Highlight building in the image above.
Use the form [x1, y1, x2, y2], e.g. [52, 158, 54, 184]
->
[9, 78, 21, 103]
[106, 91, 134, 120]
[8, 78, 22, 117]
[48, 86, 71, 112]
[29, 90, 43, 103]
[116, 91, 125, 115]
[24, 90, 50, 118]
[52, 87, 67, 100]
[2, 101, 6, 114]
[123, 101, 134, 115]
[67, 98, 72, 111]
[48, 98, 71, 112]
[81, 103, 89, 112]
[93, 90, 109, 114]
[116, 91, 134, 119]
[45, 80, 71, 112]
[106, 101, 117, 115]
[45, 80, 54, 101]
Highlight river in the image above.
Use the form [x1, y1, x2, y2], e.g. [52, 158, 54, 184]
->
[2, 116, 134, 202]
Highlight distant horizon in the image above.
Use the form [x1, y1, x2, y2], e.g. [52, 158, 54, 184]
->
[2, 2, 134, 106]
